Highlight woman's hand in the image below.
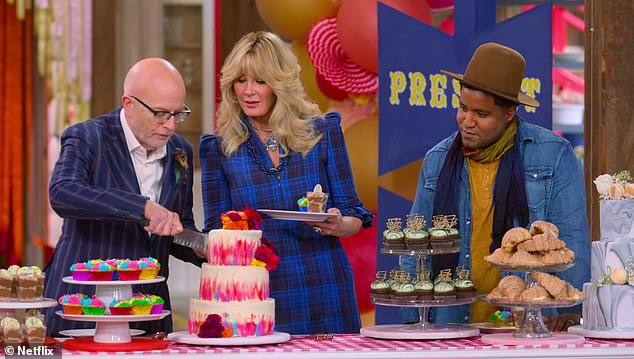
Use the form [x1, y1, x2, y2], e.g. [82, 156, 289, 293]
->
[307, 208, 362, 237]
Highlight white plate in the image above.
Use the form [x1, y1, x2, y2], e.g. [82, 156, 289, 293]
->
[167, 330, 290, 346]
[460, 322, 518, 334]
[0, 298, 58, 309]
[58, 328, 145, 338]
[258, 209, 336, 222]
[62, 276, 165, 285]
[568, 325, 634, 339]
[56, 310, 170, 322]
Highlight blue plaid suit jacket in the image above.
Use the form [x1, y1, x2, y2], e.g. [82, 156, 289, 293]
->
[43, 108, 202, 335]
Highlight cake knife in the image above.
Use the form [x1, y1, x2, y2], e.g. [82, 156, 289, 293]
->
[140, 216, 208, 251]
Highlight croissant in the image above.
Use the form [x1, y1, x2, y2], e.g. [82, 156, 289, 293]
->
[484, 248, 513, 265]
[529, 220, 559, 238]
[498, 275, 525, 299]
[516, 234, 566, 252]
[501, 227, 532, 253]
[565, 283, 584, 300]
[519, 284, 550, 301]
[531, 272, 568, 300]
[540, 248, 575, 265]
[509, 249, 543, 267]
[487, 287, 505, 299]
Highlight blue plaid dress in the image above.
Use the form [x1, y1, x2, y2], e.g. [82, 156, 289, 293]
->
[200, 112, 373, 335]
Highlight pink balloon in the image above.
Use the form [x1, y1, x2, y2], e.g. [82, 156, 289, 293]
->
[336, 0, 433, 74]
[316, 72, 348, 101]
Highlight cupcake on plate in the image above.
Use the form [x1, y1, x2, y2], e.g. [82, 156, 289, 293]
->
[370, 271, 390, 299]
[404, 214, 430, 251]
[58, 293, 87, 315]
[130, 296, 152, 315]
[82, 297, 106, 315]
[69, 261, 91, 281]
[117, 259, 141, 281]
[433, 269, 456, 301]
[382, 218, 406, 250]
[149, 295, 165, 314]
[1, 317, 22, 344]
[414, 270, 434, 301]
[87, 260, 115, 281]
[109, 299, 133, 315]
[24, 315, 46, 343]
[454, 266, 477, 299]
[138, 257, 160, 280]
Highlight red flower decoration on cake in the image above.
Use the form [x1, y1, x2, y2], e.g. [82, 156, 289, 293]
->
[252, 237, 280, 271]
[220, 205, 263, 230]
[198, 314, 225, 338]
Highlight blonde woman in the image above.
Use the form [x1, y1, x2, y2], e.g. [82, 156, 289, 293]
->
[200, 31, 373, 334]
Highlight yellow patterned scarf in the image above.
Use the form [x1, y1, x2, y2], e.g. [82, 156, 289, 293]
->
[463, 118, 518, 162]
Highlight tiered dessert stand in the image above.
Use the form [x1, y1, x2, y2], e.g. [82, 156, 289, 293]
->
[0, 297, 59, 346]
[478, 263, 586, 345]
[361, 246, 479, 339]
[57, 276, 169, 351]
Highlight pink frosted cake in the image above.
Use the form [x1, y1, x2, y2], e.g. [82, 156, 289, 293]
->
[188, 207, 277, 338]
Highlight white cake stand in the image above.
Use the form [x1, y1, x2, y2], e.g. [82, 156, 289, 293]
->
[568, 325, 634, 339]
[59, 276, 169, 343]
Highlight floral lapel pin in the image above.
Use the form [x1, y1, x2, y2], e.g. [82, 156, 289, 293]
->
[174, 148, 189, 186]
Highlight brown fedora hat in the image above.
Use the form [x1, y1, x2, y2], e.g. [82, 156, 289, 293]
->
[440, 42, 540, 108]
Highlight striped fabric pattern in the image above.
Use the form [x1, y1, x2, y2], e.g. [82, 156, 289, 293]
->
[43, 108, 202, 336]
[200, 112, 373, 335]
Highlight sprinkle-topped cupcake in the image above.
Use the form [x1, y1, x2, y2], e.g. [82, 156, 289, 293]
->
[117, 259, 141, 281]
[1, 317, 22, 344]
[87, 260, 115, 281]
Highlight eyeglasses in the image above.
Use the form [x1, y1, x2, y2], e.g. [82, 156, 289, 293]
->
[130, 95, 191, 125]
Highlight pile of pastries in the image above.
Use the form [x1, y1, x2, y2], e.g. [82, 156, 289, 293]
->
[488, 272, 583, 302]
[484, 221, 574, 267]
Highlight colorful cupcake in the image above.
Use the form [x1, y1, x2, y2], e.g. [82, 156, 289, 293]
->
[109, 299, 133, 315]
[382, 218, 406, 250]
[70, 261, 91, 281]
[138, 257, 160, 280]
[297, 197, 308, 212]
[87, 260, 115, 281]
[149, 295, 165, 314]
[105, 259, 120, 280]
[82, 297, 106, 315]
[58, 293, 87, 315]
[130, 296, 152, 315]
[117, 259, 141, 281]
[370, 271, 390, 299]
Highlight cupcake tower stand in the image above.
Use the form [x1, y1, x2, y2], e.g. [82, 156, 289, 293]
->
[478, 263, 586, 345]
[361, 247, 479, 339]
[57, 276, 169, 351]
[0, 298, 59, 346]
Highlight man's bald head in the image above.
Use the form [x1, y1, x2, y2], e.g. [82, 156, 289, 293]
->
[123, 58, 186, 103]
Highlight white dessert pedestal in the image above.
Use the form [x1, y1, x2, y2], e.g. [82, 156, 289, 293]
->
[167, 331, 291, 346]
[362, 247, 479, 340]
[568, 325, 634, 339]
[479, 263, 586, 345]
[58, 276, 169, 346]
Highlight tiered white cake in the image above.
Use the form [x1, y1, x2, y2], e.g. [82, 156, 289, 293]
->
[582, 199, 634, 332]
[188, 229, 275, 337]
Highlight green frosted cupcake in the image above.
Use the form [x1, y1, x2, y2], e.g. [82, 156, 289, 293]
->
[82, 298, 106, 315]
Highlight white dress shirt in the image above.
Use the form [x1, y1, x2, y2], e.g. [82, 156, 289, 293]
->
[120, 109, 167, 203]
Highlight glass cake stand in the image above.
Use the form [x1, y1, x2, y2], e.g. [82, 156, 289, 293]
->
[478, 263, 586, 345]
[58, 276, 169, 344]
[362, 245, 480, 340]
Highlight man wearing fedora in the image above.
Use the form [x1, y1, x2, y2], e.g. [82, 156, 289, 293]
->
[400, 42, 589, 331]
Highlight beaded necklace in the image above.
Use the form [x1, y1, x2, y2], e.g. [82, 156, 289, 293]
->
[249, 121, 278, 152]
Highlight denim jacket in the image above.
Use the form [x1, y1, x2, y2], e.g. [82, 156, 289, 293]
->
[400, 118, 590, 324]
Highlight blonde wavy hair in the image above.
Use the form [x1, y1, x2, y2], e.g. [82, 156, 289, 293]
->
[216, 31, 322, 157]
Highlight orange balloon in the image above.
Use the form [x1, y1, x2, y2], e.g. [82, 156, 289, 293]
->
[337, 0, 432, 73]
[290, 41, 331, 112]
[343, 115, 378, 212]
[256, 0, 339, 41]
